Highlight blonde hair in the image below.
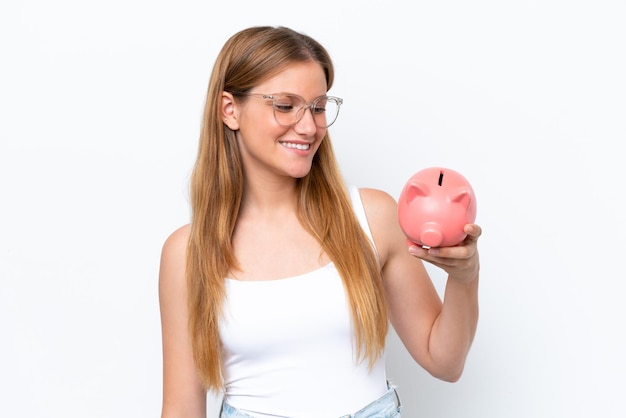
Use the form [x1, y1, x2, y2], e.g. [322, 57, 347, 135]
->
[187, 26, 387, 391]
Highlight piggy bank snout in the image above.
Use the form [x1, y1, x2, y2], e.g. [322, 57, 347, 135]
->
[419, 222, 444, 248]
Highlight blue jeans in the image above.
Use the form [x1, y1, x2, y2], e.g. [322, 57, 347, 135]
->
[220, 385, 402, 418]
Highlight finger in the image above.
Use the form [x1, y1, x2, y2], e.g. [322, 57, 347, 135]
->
[464, 223, 482, 240]
[428, 245, 470, 261]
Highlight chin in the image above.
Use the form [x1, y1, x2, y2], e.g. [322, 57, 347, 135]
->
[291, 171, 312, 179]
[286, 164, 314, 179]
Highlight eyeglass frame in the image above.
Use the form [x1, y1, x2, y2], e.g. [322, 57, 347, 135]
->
[231, 92, 343, 128]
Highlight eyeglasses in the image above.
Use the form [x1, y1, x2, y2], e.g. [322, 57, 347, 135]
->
[234, 92, 343, 128]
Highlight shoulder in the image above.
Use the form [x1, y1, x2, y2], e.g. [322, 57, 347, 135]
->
[358, 187, 397, 205]
[159, 224, 190, 289]
[161, 224, 190, 257]
[357, 187, 398, 222]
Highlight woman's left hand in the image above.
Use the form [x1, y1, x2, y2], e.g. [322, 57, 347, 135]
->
[408, 223, 482, 283]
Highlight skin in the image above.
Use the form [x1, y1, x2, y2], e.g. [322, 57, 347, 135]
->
[159, 60, 481, 417]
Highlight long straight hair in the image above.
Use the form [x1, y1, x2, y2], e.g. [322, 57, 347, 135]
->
[187, 26, 388, 391]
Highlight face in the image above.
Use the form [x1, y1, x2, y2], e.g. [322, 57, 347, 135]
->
[225, 61, 329, 181]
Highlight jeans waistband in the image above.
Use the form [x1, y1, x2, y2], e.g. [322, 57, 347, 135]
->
[340, 385, 401, 418]
[220, 384, 402, 418]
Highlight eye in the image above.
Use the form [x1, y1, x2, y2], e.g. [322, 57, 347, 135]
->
[313, 105, 326, 114]
[312, 99, 328, 115]
[274, 96, 298, 113]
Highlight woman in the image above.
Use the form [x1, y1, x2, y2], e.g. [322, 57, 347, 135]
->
[159, 26, 481, 418]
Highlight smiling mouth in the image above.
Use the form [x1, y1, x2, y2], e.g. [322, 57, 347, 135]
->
[280, 142, 310, 150]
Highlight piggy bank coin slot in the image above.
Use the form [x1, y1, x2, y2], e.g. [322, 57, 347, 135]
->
[438, 171, 444, 186]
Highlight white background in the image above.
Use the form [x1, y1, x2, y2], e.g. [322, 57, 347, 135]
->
[1, 0, 625, 417]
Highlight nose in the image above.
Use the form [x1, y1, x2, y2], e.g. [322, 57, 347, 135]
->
[293, 105, 318, 133]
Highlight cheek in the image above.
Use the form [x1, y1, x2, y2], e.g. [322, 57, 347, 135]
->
[310, 132, 327, 154]
[315, 130, 327, 143]
[239, 112, 285, 139]
[238, 103, 275, 129]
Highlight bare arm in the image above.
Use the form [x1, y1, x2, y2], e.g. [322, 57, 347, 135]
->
[360, 188, 480, 382]
[159, 225, 207, 417]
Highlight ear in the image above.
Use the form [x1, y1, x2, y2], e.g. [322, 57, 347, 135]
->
[451, 187, 472, 208]
[221, 91, 240, 130]
[405, 180, 429, 203]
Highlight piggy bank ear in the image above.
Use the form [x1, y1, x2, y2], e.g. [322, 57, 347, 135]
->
[405, 181, 430, 203]
[451, 187, 472, 208]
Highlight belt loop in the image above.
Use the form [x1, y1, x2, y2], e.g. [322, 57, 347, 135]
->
[393, 386, 402, 407]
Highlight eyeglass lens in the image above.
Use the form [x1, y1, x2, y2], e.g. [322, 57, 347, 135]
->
[272, 95, 340, 128]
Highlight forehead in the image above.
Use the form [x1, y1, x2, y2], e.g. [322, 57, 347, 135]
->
[254, 61, 327, 99]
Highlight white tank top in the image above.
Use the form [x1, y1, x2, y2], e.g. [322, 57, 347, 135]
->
[220, 186, 387, 417]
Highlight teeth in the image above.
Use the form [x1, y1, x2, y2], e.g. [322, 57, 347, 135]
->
[281, 142, 310, 150]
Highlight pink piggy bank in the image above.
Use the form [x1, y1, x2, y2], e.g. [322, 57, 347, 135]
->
[398, 167, 477, 248]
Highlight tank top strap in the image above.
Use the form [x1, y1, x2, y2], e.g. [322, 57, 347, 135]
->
[348, 185, 378, 256]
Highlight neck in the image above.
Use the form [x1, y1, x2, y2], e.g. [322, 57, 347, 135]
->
[240, 176, 300, 218]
